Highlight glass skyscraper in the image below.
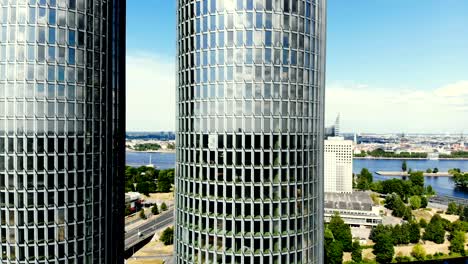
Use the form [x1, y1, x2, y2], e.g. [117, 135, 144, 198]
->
[0, 0, 125, 263]
[176, 0, 326, 263]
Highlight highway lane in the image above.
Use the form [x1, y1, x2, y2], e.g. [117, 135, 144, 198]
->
[125, 208, 174, 250]
[126, 208, 174, 237]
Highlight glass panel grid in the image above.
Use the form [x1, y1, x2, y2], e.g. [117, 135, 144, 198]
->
[176, 0, 326, 263]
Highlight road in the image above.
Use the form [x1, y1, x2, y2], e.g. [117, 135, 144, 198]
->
[125, 208, 174, 251]
[127, 255, 174, 264]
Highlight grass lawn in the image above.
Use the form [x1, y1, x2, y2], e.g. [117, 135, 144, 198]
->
[147, 192, 174, 201]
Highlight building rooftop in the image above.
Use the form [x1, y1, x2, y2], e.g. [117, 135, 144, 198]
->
[325, 192, 373, 211]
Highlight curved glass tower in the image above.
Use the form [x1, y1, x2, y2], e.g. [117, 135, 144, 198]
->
[176, 0, 326, 263]
[0, 0, 125, 263]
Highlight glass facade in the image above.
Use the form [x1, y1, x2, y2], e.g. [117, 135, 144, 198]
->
[176, 0, 326, 263]
[0, 0, 125, 263]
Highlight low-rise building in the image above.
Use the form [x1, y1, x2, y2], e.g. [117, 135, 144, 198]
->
[324, 192, 382, 227]
[125, 192, 143, 213]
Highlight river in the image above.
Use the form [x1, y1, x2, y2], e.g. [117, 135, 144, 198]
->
[126, 152, 468, 199]
[126, 152, 176, 169]
[354, 159, 468, 199]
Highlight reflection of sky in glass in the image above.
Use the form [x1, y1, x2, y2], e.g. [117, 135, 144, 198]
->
[176, 0, 326, 263]
[0, 0, 122, 261]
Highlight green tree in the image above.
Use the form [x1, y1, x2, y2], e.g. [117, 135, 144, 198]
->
[423, 215, 446, 244]
[381, 179, 407, 197]
[325, 227, 335, 244]
[373, 231, 394, 263]
[157, 172, 173, 192]
[449, 231, 466, 255]
[151, 204, 159, 215]
[433, 168, 439, 173]
[324, 227, 344, 264]
[161, 202, 168, 211]
[452, 172, 468, 188]
[385, 193, 411, 219]
[409, 171, 424, 188]
[447, 202, 459, 215]
[351, 240, 362, 263]
[133, 143, 161, 151]
[393, 224, 410, 245]
[402, 161, 408, 172]
[460, 206, 468, 222]
[420, 196, 428, 208]
[409, 222, 421, 243]
[125, 205, 131, 216]
[356, 168, 373, 190]
[451, 220, 468, 233]
[159, 227, 174, 245]
[409, 196, 422, 209]
[370, 181, 383, 193]
[370, 224, 391, 242]
[139, 209, 146, 220]
[426, 168, 433, 173]
[419, 218, 428, 228]
[328, 213, 353, 251]
[327, 241, 344, 264]
[449, 168, 462, 175]
[411, 244, 426, 261]
[424, 185, 435, 196]
[136, 182, 150, 196]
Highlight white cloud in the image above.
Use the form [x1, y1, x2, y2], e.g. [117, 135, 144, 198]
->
[326, 80, 468, 134]
[126, 53, 176, 131]
[434, 80, 468, 97]
[125, 54, 467, 134]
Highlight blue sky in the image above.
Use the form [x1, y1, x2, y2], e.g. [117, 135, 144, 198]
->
[126, 0, 468, 133]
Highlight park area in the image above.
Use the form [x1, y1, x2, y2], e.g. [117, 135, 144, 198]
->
[326, 168, 468, 263]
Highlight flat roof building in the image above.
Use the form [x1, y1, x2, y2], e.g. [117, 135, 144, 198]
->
[324, 192, 382, 227]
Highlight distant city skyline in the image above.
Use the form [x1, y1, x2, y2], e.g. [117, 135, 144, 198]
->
[126, 0, 468, 134]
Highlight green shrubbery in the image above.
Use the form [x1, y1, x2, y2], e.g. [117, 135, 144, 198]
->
[423, 214, 446, 244]
[355, 149, 428, 158]
[325, 213, 353, 263]
[132, 143, 161, 151]
[125, 166, 175, 195]
[160, 227, 174, 245]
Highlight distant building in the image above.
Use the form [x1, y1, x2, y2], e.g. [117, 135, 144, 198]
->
[428, 152, 440, 160]
[325, 137, 353, 193]
[334, 113, 341, 137]
[325, 126, 335, 137]
[324, 192, 382, 227]
[325, 113, 341, 138]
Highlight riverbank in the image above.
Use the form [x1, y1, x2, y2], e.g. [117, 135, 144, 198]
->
[126, 149, 176, 154]
[376, 171, 456, 177]
[354, 157, 468, 161]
